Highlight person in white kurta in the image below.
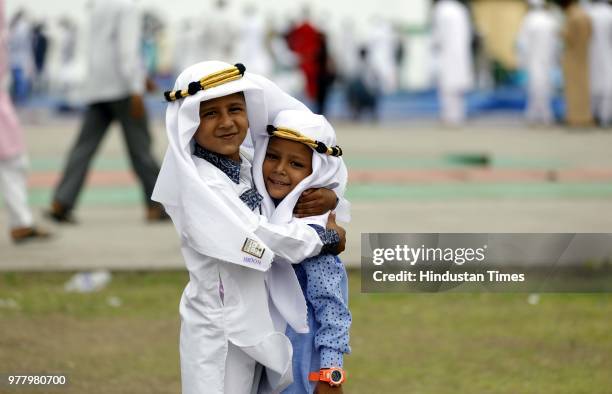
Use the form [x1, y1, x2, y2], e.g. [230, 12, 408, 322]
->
[367, 17, 399, 95]
[236, 6, 272, 77]
[586, 0, 612, 126]
[172, 19, 207, 76]
[152, 61, 346, 394]
[517, 0, 560, 125]
[332, 18, 359, 84]
[202, 0, 237, 62]
[431, 0, 474, 125]
[52, 17, 81, 109]
[7, 9, 33, 104]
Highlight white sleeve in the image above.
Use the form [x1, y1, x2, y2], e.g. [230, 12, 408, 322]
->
[118, 2, 145, 94]
[206, 176, 324, 265]
[254, 215, 323, 263]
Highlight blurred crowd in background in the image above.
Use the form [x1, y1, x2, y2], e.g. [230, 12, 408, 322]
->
[4, 0, 612, 126]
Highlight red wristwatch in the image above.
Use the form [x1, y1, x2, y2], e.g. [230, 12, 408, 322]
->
[308, 367, 346, 387]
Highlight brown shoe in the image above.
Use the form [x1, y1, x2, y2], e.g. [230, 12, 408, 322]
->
[11, 226, 52, 244]
[46, 201, 76, 224]
[146, 203, 171, 222]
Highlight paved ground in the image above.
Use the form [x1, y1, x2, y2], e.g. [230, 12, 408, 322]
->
[2, 111, 612, 270]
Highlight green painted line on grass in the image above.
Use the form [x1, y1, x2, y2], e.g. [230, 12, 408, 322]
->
[343, 156, 568, 170]
[491, 157, 568, 169]
[15, 183, 612, 208]
[26, 188, 144, 207]
[345, 183, 612, 200]
[29, 157, 132, 172]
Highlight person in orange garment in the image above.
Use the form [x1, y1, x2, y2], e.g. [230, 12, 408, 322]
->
[559, 0, 593, 127]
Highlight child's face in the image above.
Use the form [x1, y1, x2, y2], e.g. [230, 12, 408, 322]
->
[262, 137, 313, 200]
[194, 92, 248, 161]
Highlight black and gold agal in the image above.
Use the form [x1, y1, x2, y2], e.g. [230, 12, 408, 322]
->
[266, 125, 343, 157]
[163, 63, 246, 102]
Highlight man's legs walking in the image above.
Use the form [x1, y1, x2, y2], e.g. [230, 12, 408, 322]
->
[111, 97, 165, 220]
[50, 102, 113, 220]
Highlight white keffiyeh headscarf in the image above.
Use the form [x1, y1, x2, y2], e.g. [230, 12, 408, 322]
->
[253, 110, 348, 227]
[153, 61, 276, 270]
[251, 110, 349, 335]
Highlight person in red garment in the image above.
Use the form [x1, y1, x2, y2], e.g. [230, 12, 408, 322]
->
[285, 9, 322, 104]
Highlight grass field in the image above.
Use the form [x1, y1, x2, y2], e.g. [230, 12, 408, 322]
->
[1, 270, 611, 394]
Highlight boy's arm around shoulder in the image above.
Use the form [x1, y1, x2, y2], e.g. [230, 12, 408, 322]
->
[253, 215, 323, 264]
[254, 213, 346, 264]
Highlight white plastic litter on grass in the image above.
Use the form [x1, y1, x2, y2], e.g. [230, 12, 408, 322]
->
[527, 293, 540, 305]
[106, 296, 122, 308]
[0, 298, 20, 310]
[64, 270, 112, 293]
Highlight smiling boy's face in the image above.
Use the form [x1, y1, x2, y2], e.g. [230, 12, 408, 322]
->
[263, 137, 313, 200]
[194, 92, 248, 162]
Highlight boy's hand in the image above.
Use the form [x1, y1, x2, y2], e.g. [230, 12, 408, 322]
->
[326, 213, 346, 255]
[294, 188, 337, 218]
[315, 382, 344, 394]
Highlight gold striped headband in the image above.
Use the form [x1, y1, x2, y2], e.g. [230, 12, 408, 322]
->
[164, 63, 246, 102]
[266, 125, 343, 157]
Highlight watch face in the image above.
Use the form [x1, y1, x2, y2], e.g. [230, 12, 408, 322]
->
[330, 370, 343, 383]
